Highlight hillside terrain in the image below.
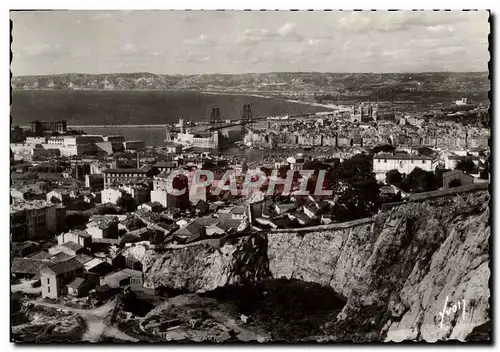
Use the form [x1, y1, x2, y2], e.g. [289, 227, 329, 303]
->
[11, 72, 490, 102]
[121, 190, 490, 342]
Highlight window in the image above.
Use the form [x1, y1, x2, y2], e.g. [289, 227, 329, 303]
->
[384, 159, 387, 163]
[411, 160, 414, 164]
[422, 160, 425, 164]
[47, 278, 50, 284]
[48, 287, 50, 293]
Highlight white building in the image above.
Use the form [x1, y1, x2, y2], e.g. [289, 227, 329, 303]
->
[150, 190, 169, 208]
[101, 188, 126, 205]
[373, 153, 435, 182]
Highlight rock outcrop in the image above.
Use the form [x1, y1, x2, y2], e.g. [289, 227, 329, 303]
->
[122, 234, 270, 293]
[122, 190, 490, 341]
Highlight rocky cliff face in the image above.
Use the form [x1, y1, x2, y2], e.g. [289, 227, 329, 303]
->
[123, 190, 490, 341]
[122, 235, 270, 293]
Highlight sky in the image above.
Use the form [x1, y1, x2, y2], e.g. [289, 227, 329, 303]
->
[10, 10, 490, 76]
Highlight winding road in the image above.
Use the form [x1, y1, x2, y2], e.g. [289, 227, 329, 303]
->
[29, 299, 139, 342]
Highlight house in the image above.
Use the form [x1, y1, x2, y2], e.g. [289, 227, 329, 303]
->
[373, 153, 434, 182]
[10, 200, 66, 241]
[49, 241, 85, 257]
[11, 258, 55, 279]
[84, 258, 115, 277]
[86, 215, 119, 239]
[40, 258, 85, 299]
[57, 230, 92, 248]
[101, 269, 143, 290]
[101, 188, 126, 205]
[380, 185, 399, 201]
[173, 221, 205, 244]
[274, 203, 296, 215]
[231, 206, 247, 220]
[153, 161, 177, 174]
[85, 174, 105, 192]
[46, 189, 71, 206]
[303, 199, 321, 219]
[67, 277, 89, 297]
[11, 241, 40, 259]
[138, 201, 163, 213]
[442, 170, 475, 189]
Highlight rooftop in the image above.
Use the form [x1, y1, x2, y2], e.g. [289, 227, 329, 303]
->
[67, 277, 86, 289]
[40, 258, 84, 276]
[374, 153, 433, 161]
[155, 161, 177, 168]
[10, 200, 54, 213]
[103, 168, 148, 174]
[11, 258, 56, 275]
[61, 241, 84, 252]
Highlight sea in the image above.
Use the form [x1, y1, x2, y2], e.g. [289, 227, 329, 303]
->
[11, 90, 331, 126]
[11, 90, 334, 161]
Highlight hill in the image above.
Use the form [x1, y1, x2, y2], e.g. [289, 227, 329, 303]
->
[11, 72, 490, 101]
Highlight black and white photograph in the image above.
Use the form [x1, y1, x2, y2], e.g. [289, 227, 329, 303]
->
[9, 9, 491, 343]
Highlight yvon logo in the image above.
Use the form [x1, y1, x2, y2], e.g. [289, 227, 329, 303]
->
[439, 296, 467, 329]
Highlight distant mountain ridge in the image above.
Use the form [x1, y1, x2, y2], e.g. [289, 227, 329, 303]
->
[11, 72, 490, 96]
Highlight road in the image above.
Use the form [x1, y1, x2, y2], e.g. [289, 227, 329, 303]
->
[29, 299, 139, 342]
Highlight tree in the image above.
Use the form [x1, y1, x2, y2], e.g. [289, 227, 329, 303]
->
[448, 179, 462, 188]
[371, 144, 395, 154]
[117, 195, 136, 213]
[455, 159, 475, 174]
[386, 169, 403, 185]
[400, 167, 436, 193]
[327, 154, 382, 222]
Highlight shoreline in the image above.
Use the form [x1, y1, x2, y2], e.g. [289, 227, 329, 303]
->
[201, 91, 338, 110]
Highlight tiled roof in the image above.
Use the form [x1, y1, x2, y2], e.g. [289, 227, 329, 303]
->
[67, 277, 86, 289]
[11, 258, 55, 275]
[40, 258, 84, 276]
[61, 241, 84, 252]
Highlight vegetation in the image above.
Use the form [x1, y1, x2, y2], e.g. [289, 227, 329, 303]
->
[386, 169, 403, 185]
[456, 159, 476, 174]
[326, 154, 381, 222]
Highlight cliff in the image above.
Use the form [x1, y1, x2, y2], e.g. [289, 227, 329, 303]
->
[122, 190, 490, 341]
[122, 234, 270, 293]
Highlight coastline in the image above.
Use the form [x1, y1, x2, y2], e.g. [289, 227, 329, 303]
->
[201, 91, 338, 110]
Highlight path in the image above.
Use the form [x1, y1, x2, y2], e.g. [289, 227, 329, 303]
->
[29, 299, 139, 342]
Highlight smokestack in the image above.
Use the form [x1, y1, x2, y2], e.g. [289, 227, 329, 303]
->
[136, 150, 140, 169]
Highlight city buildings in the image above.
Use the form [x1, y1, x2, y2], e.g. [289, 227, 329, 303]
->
[102, 168, 153, 188]
[10, 200, 66, 241]
[373, 153, 435, 182]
